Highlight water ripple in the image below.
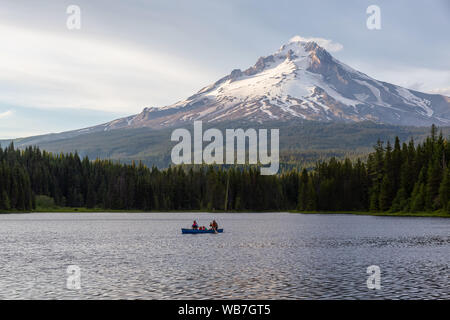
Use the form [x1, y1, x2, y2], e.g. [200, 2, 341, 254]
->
[0, 212, 448, 299]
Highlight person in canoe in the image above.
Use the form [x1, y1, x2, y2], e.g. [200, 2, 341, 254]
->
[192, 220, 199, 230]
[210, 220, 218, 231]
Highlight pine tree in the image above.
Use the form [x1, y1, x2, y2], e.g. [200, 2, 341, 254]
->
[439, 167, 450, 212]
[408, 165, 426, 212]
[425, 159, 442, 210]
[390, 188, 408, 212]
[305, 177, 317, 211]
[297, 169, 308, 211]
[0, 190, 11, 210]
[379, 174, 392, 211]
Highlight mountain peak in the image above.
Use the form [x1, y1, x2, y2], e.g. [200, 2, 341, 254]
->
[276, 39, 319, 59]
[279, 38, 323, 52]
[96, 38, 450, 130]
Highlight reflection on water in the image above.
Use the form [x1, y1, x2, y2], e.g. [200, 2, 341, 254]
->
[0, 212, 448, 299]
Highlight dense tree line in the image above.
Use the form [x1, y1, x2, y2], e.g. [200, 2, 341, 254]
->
[0, 126, 449, 213]
[365, 125, 450, 213]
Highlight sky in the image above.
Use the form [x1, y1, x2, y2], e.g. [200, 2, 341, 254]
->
[0, 0, 449, 139]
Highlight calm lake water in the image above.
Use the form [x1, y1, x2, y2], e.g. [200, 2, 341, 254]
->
[0, 212, 448, 299]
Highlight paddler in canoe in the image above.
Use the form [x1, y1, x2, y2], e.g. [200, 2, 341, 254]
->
[210, 220, 219, 232]
[181, 220, 222, 234]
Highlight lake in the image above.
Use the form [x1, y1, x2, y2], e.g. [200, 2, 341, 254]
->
[0, 212, 448, 299]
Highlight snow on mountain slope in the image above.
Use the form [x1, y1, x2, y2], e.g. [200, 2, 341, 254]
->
[84, 38, 450, 131]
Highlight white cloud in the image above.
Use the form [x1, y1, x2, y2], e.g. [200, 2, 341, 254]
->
[347, 60, 450, 97]
[429, 87, 450, 97]
[0, 24, 216, 113]
[289, 35, 344, 52]
[0, 110, 13, 119]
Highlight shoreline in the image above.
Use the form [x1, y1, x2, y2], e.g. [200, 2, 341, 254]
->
[289, 210, 450, 218]
[1, 208, 449, 218]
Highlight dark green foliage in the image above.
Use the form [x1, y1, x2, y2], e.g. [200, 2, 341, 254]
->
[35, 195, 56, 209]
[4, 120, 449, 171]
[439, 167, 450, 212]
[0, 126, 449, 213]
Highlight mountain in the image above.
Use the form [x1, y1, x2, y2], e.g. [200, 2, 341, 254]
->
[2, 38, 450, 168]
[83, 38, 450, 132]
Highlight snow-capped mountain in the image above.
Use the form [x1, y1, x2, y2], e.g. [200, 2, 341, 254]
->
[83, 38, 450, 132]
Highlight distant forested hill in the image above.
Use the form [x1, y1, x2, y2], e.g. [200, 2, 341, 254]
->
[1, 125, 449, 214]
[2, 121, 449, 170]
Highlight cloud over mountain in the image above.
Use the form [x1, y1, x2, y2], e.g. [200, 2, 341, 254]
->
[289, 35, 344, 52]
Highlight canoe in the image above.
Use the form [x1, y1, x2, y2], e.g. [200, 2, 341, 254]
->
[181, 228, 223, 234]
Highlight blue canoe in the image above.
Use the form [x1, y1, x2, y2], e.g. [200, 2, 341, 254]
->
[181, 228, 223, 234]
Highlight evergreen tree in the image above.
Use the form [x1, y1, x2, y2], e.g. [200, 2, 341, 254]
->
[439, 167, 450, 212]
[297, 169, 308, 211]
[0, 190, 10, 210]
[305, 177, 317, 211]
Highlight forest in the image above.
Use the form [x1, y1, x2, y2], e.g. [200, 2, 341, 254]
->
[0, 125, 449, 214]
